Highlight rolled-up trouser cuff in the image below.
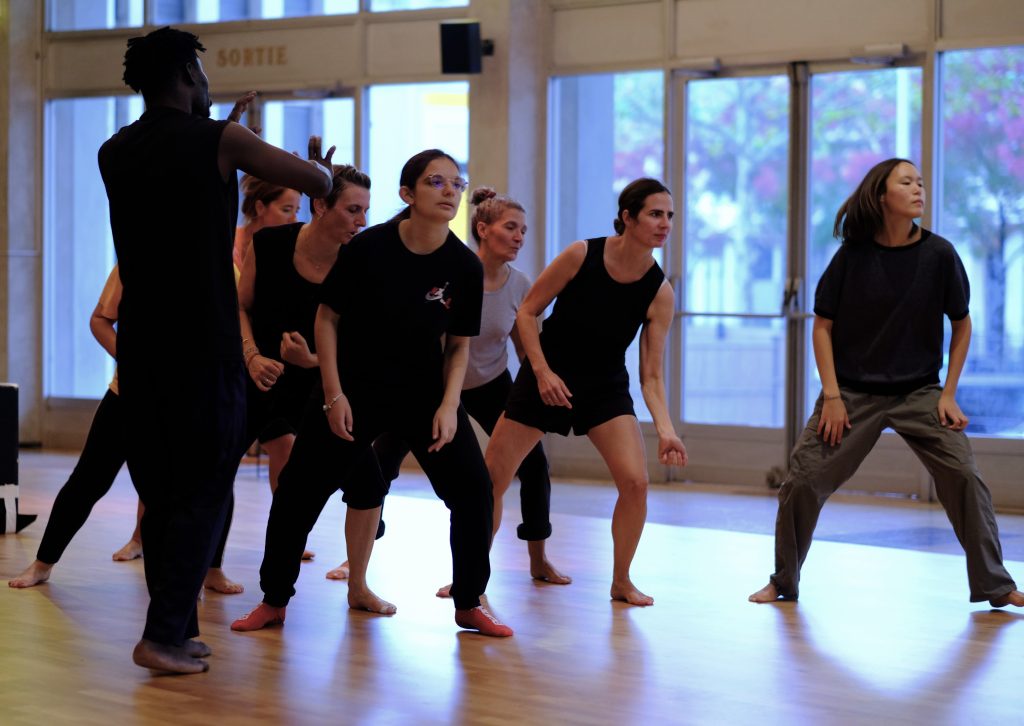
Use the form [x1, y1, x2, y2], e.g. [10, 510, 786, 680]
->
[517, 521, 552, 541]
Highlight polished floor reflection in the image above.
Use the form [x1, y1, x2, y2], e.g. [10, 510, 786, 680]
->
[2, 451, 1022, 724]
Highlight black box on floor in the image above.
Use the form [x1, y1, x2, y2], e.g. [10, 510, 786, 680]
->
[1, 383, 35, 533]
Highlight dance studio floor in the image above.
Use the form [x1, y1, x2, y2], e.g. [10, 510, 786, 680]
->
[2, 450, 1023, 725]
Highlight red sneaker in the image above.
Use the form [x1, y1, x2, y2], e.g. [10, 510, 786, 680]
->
[455, 605, 513, 637]
[230, 603, 286, 632]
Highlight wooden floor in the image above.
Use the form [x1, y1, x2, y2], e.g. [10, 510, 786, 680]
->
[2, 451, 1023, 725]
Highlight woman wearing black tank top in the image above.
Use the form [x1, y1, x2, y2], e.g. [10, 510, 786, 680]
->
[236, 165, 370, 570]
[488, 178, 688, 607]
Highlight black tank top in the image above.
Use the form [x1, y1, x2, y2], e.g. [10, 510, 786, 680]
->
[250, 223, 321, 375]
[540, 237, 664, 382]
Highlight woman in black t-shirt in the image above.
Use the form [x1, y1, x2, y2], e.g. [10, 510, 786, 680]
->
[749, 158, 1023, 608]
[486, 178, 688, 608]
[231, 149, 513, 637]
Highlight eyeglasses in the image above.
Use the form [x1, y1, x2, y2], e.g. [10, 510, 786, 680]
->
[423, 174, 468, 193]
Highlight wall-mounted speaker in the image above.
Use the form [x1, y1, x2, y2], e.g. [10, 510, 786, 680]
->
[440, 21, 483, 74]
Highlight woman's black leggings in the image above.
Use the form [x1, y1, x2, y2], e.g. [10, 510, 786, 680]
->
[36, 389, 230, 568]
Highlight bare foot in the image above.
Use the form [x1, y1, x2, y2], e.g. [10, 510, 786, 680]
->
[748, 583, 781, 603]
[990, 590, 1024, 608]
[203, 568, 244, 595]
[436, 583, 453, 598]
[183, 639, 212, 658]
[112, 539, 143, 561]
[610, 580, 654, 606]
[301, 550, 315, 561]
[325, 561, 350, 580]
[348, 587, 397, 615]
[455, 605, 513, 637]
[230, 603, 286, 632]
[8, 561, 53, 588]
[531, 560, 572, 585]
[132, 639, 208, 674]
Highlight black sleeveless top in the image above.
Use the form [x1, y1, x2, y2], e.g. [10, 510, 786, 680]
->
[540, 237, 664, 383]
[99, 107, 239, 365]
[250, 223, 321, 377]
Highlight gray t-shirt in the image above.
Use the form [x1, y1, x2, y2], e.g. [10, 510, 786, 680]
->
[464, 266, 532, 390]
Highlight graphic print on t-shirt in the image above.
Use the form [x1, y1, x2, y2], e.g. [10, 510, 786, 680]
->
[426, 282, 452, 309]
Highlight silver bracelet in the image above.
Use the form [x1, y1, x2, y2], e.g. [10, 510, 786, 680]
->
[322, 392, 344, 412]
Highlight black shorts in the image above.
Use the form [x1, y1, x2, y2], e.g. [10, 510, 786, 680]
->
[504, 363, 635, 436]
[245, 366, 318, 445]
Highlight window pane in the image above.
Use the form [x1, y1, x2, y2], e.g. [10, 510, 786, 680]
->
[367, 82, 469, 239]
[683, 317, 786, 426]
[549, 71, 664, 257]
[681, 75, 789, 426]
[45, 96, 143, 398]
[548, 71, 664, 422]
[48, 0, 143, 30]
[684, 76, 789, 315]
[939, 46, 1024, 437]
[805, 67, 921, 416]
[155, 0, 356, 24]
[263, 98, 356, 222]
[370, 0, 467, 10]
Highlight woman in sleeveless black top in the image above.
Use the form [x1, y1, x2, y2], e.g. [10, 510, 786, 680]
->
[234, 165, 371, 569]
[489, 178, 688, 607]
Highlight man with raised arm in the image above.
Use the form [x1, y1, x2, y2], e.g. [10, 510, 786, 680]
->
[98, 26, 334, 675]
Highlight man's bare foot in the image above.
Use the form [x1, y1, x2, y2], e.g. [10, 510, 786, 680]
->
[112, 539, 143, 561]
[989, 590, 1024, 608]
[203, 568, 244, 594]
[455, 605, 513, 637]
[8, 561, 53, 588]
[183, 639, 212, 658]
[230, 603, 286, 632]
[748, 583, 781, 603]
[325, 561, 350, 580]
[610, 580, 654, 606]
[348, 587, 397, 615]
[531, 560, 572, 585]
[301, 550, 315, 561]
[436, 583, 453, 598]
[132, 639, 208, 674]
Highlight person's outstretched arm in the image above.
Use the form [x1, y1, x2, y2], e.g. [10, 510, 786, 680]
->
[812, 315, 851, 445]
[514, 241, 587, 409]
[315, 303, 353, 441]
[90, 266, 121, 359]
[639, 282, 686, 467]
[938, 314, 971, 430]
[219, 125, 333, 198]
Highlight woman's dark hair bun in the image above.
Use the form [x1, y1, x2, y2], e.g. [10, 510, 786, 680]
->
[471, 186, 497, 205]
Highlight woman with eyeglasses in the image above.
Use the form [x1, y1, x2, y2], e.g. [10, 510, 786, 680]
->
[484, 178, 687, 607]
[367, 186, 569, 596]
[231, 149, 513, 637]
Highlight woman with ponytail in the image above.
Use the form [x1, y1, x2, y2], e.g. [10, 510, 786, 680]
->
[485, 178, 687, 607]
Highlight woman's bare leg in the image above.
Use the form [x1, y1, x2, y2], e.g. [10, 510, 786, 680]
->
[112, 499, 144, 561]
[587, 415, 653, 606]
[485, 415, 568, 583]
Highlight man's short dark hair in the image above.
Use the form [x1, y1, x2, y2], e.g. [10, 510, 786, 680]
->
[122, 27, 206, 95]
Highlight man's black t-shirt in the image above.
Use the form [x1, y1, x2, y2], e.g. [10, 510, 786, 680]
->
[98, 107, 239, 366]
[319, 221, 483, 390]
[814, 229, 970, 395]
